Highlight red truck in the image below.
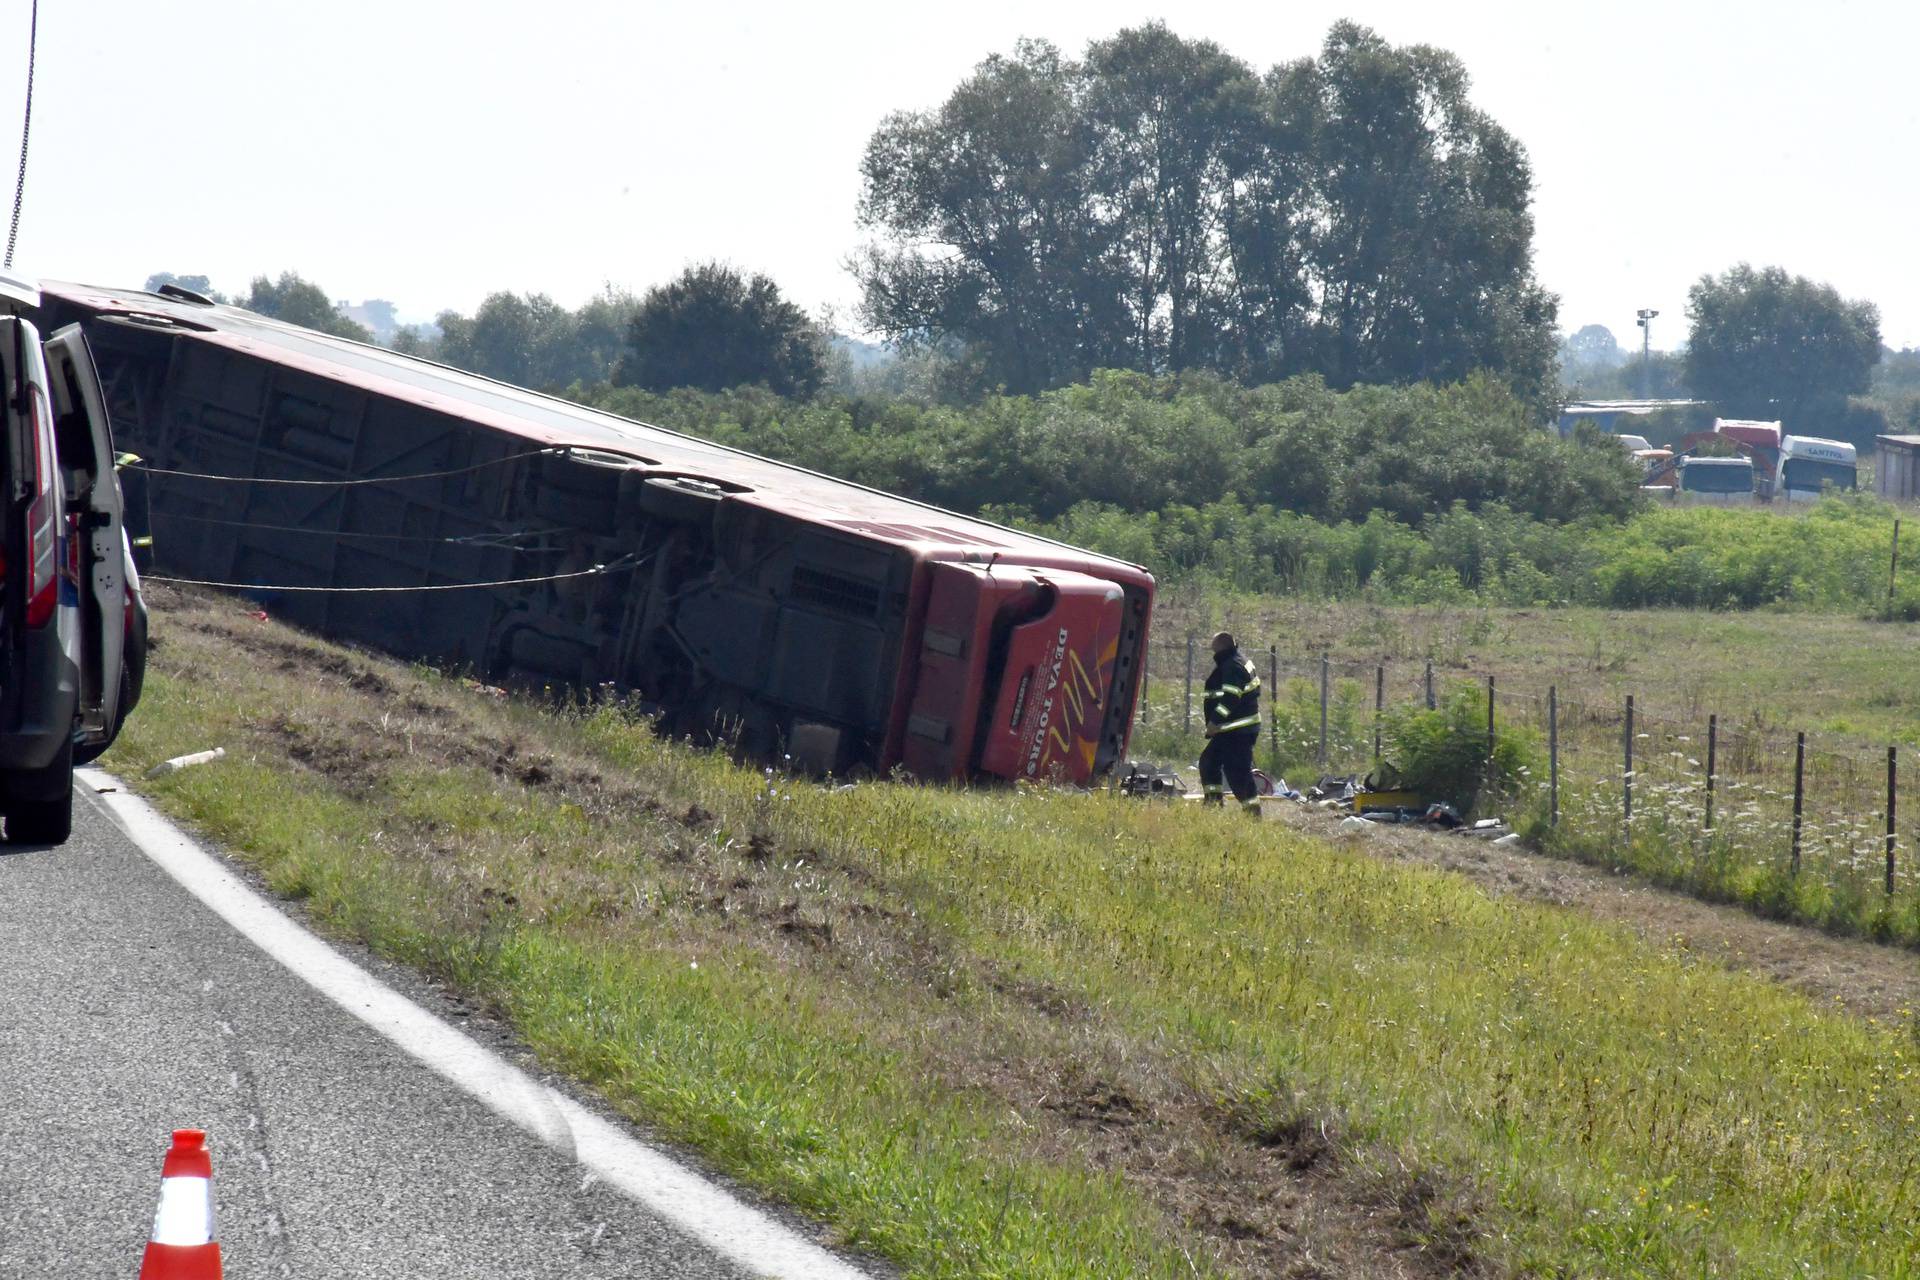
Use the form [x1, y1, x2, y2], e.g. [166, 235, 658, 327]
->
[31, 281, 1152, 785]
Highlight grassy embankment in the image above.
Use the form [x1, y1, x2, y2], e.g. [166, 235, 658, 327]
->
[1134, 595, 1920, 945]
[108, 589, 1920, 1278]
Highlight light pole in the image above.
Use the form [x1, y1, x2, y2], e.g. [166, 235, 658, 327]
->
[1636, 308, 1659, 399]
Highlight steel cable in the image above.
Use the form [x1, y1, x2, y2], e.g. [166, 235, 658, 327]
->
[126, 447, 560, 487]
[4, 0, 34, 269]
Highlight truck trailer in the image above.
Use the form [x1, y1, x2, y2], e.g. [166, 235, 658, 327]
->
[31, 282, 1153, 786]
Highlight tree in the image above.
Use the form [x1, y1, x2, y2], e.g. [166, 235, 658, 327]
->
[390, 326, 433, 357]
[1559, 323, 1624, 378]
[1079, 24, 1262, 375]
[853, 22, 1557, 402]
[854, 39, 1112, 395]
[571, 287, 639, 387]
[434, 292, 589, 388]
[1303, 23, 1555, 402]
[241, 273, 372, 342]
[618, 263, 825, 398]
[1684, 265, 1880, 428]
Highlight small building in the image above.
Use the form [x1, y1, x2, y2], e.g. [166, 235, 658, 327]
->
[1878, 435, 1920, 503]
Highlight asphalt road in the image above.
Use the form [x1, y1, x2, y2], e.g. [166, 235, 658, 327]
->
[0, 783, 846, 1279]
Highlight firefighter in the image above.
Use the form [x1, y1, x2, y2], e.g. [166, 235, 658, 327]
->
[1200, 631, 1262, 812]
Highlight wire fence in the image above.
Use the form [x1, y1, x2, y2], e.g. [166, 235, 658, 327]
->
[1134, 632, 1920, 916]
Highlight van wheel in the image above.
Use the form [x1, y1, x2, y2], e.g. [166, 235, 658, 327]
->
[5, 737, 74, 845]
[7, 793, 73, 845]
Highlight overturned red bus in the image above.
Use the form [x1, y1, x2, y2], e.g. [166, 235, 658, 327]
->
[32, 282, 1152, 785]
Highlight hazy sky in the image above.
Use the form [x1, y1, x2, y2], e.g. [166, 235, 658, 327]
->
[4, 1, 1913, 349]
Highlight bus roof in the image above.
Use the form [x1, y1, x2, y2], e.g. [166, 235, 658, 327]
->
[44, 281, 1152, 586]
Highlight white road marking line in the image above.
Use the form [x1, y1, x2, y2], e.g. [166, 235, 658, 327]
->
[79, 768, 877, 1280]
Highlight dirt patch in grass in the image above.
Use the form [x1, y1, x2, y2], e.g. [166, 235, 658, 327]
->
[917, 1002, 1475, 1280]
[1259, 800, 1920, 1024]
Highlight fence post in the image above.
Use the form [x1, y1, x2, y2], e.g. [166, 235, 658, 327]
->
[1892, 518, 1902, 612]
[1624, 694, 1634, 827]
[1548, 685, 1559, 828]
[1424, 659, 1435, 711]
[1486, 676, 1496, 759]
[1318, 653, 1330, 767]
[1705, 713, 1717, 830]
[1269, 644, 1279, 764]
[1373, 665, 1384, 761]
[1791, 731, 1806, 874]
[1184, 633, 1195, 736]
[1888, 745, 1899, 895]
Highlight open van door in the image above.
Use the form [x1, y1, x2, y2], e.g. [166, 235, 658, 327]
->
[0, 315, 79, 842]
[42, 324, 131, 756]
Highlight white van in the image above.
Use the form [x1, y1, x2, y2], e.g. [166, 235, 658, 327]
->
[0, 277, 144, 843]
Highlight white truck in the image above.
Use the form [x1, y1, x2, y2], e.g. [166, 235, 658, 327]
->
[1776, 435, 1858, 502]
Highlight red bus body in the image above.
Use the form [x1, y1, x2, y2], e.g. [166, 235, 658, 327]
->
[35, 282, 1153, 784]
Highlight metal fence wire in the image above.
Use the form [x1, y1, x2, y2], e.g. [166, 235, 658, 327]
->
[1138, 635, 1920, 909]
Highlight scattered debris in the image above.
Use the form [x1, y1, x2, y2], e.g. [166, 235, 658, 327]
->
[1355, 789, 1423, 818]
[1120, 761, 1188, 798]
[1306, 775, 1361, 803]
[1128, 756, 1518, 847]
[145, 747, 226, 778]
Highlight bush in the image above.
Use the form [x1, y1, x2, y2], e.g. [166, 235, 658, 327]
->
[1379, 686, 1537, 814]
[568, 370, 1643, 526]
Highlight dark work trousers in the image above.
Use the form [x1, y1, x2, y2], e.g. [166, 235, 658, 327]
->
[1198, 727, 1260, 807]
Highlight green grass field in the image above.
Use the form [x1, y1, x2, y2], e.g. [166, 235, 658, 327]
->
[99, 588, 1920, 1278]
[1135, 593, 1920, 946]
[1142, 593, 1920, 753]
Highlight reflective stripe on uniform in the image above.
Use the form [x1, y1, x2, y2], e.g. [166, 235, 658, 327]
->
[1214, 714, 1261, 733]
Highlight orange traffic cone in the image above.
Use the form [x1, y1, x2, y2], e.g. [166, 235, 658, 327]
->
[138, 1129, 223, 1279]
